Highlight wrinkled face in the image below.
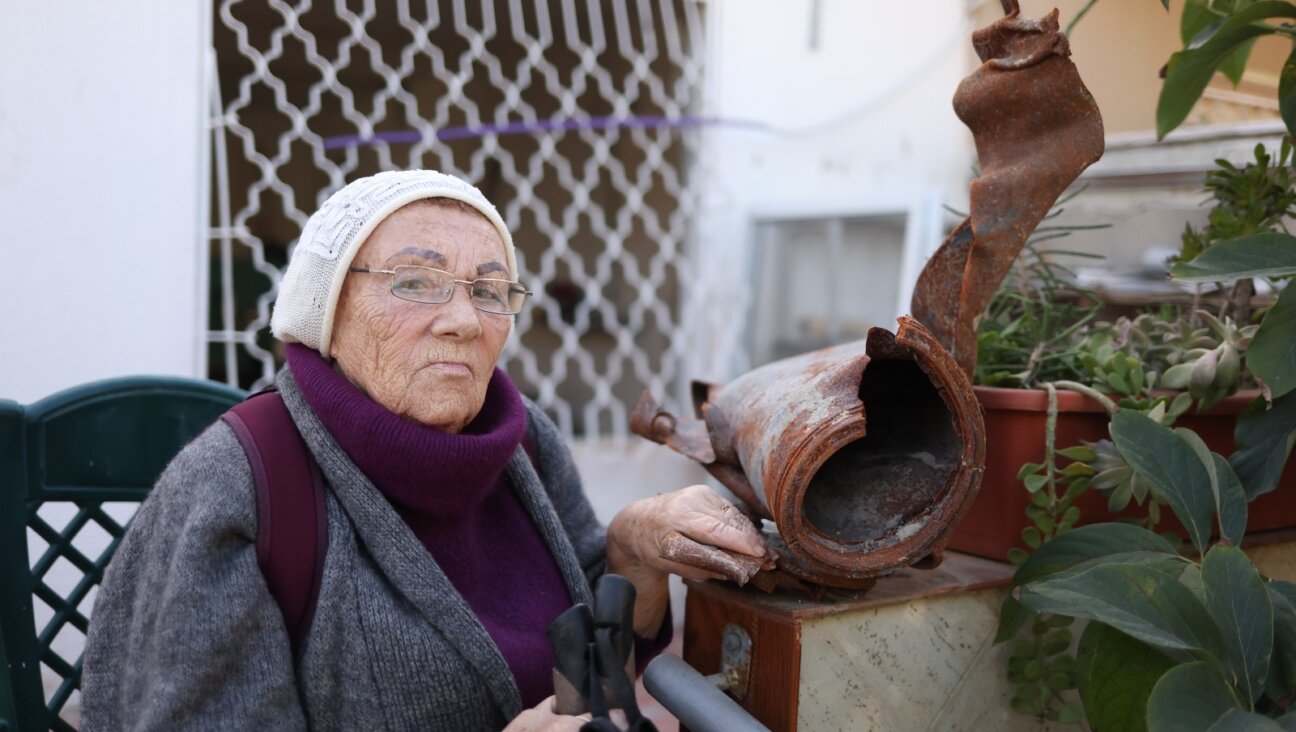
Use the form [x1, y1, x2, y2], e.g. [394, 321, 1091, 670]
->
[330, 201, 512, 432]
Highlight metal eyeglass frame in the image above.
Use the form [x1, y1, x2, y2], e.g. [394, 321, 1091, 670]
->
[348, 264, 533, 315]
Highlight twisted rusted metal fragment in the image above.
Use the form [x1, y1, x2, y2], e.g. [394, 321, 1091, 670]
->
[632, 318, 985, 590]
[911, 4, 1105, 377]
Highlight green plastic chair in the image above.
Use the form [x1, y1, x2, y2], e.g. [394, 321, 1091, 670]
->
[0, 376, 244, 731]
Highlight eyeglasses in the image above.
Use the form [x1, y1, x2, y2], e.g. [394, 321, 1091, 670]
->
[348, 265, 532, 315]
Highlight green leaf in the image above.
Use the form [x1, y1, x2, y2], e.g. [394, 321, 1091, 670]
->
[1036, 514, 1057, 535]
[1094, 465, 1135, 491]
[1047, 615, 1075, 629]
[1147, 661, 1241, 732]
[1065, 479, 1091, 499]
[1218, 38, 1260, 86]
[1076, 622, 1177, 732]
[1170, 232, 1296, 281]
[1266, 582, 1296, 699]
[1021, 564, 1227, 659]
[1212, 454, 1249, 544]
[1202, 546, 1274, 705]
[1159, 18, 1280, 138]
[996, 593, 1036, 644]
[1111, 410, 1217, 554]
[1017, 462, 1045, 481]
[1013, 640, 1038, 659]
[1058, 445, 1098, 462]
[1013, 523, 1179, 586]
[1024, 474, 1049, 494]
[1024, 659, 1044, 681]
[1023, 527, 1042, 549]
[1175, 427, 1248, 543]
[1206, 709, 1287, 731]
[1182, 2, 1221, 47]
[1060, 505, 1082, 531]
[1058, 699, 1085, 724]
[1182, 563, 1206, 603]
[1062, 461, 1097, 477]
[1231, 392, 1296, 499]
[1279, 44, 1296, 135]
[1008, 547, 1030, 566]
[1011, 692, 1043, 716]
[1109, 371, 1133, 395]
[1132, 364, 1148, 395]
[1248, 282, 1296, 398]
[1042, 628, 1073, 655]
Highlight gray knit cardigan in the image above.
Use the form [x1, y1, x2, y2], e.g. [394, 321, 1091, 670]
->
[81, 369, 606, 731]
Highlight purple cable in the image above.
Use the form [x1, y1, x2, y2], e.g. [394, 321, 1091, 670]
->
[321, 115, 768, 150]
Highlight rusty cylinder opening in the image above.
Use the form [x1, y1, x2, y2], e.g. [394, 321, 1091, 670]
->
[800, 358, 962, 545]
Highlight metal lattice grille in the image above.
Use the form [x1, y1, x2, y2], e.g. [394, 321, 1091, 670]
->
[209, 0, 708, 438]
[26, 501, 130, 732]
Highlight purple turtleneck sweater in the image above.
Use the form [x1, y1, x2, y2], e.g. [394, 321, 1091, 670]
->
[286, 344, 572, 708]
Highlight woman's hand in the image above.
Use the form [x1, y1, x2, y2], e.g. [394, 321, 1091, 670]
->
[606, 485, 776, 635]
[503, 696, 589, 731]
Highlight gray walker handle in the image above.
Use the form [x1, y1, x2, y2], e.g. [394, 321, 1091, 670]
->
[642, 654, 770, 732]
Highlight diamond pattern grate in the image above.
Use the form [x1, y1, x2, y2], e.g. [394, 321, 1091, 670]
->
[209, 0, 712, 438]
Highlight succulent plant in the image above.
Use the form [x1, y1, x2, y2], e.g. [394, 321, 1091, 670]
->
[1155, 311, 1257, 409]
[1071, 309, 1257, 410]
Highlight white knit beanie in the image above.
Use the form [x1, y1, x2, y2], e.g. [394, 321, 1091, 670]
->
[270, 170, 516, 356]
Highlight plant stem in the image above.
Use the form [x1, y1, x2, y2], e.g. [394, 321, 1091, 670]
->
[1230, 277, 1254, 324]
[1045, 383, 1059, 499]
[1065, 0, 1099, 36]
[1053, 380, 1120, 414]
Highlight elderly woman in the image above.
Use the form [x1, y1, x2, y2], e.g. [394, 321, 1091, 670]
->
[82, 171, 774, 730]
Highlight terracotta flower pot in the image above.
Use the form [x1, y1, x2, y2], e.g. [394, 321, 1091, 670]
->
[948, 386, 1296, 560]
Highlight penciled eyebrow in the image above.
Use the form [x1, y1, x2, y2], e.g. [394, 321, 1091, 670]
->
[386, 247, 447, 266]
[380, 248, 507, 279]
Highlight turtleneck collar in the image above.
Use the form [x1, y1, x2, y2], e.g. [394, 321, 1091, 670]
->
[285, 343, 527, 518]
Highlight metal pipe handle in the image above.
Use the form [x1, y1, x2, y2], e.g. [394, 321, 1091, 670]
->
[642, 654, 770, 732]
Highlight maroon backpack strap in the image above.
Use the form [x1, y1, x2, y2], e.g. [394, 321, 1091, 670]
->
[220, 390, 328, 655]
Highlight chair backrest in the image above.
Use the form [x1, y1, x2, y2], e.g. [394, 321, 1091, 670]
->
[0, 377, 244, 731]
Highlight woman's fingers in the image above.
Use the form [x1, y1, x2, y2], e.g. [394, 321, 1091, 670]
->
[671, 486, 772, 559]
[607, 485, 779, 586]
[657, 530, 763, 584]
[655, 554, 729, 583]
[502, 696, 591, 731]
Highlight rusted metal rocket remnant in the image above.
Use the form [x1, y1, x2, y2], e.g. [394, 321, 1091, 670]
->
[633, 318, 986, 590]
[910, 0, 1105, 377]
[632, 1, 1103, 592]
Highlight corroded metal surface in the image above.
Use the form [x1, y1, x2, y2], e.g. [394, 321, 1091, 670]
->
[910, 3, 1105, 377]
[631, 1, 1099, 592]
[633, 318, 985, 589]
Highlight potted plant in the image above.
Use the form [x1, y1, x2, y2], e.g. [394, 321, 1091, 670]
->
[991, 1, 1296, 725]
[950, 138, 1296, 560]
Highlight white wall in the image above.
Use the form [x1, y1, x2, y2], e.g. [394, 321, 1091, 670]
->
[690, 0, 976, 380]
[0, 1, 209, 403]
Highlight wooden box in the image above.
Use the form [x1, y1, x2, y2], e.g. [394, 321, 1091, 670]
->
[681, 554, 1031, 731]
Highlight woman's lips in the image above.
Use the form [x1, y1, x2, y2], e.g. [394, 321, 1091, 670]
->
[428, 361, 472, 376]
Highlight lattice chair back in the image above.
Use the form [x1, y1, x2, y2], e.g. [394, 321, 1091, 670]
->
[0, 377, 244, 731]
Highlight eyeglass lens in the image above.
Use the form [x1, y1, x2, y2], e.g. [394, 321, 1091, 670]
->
[390, 265, 527, 314]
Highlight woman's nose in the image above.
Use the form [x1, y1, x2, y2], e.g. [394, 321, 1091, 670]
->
[429, 283, 484, 340]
